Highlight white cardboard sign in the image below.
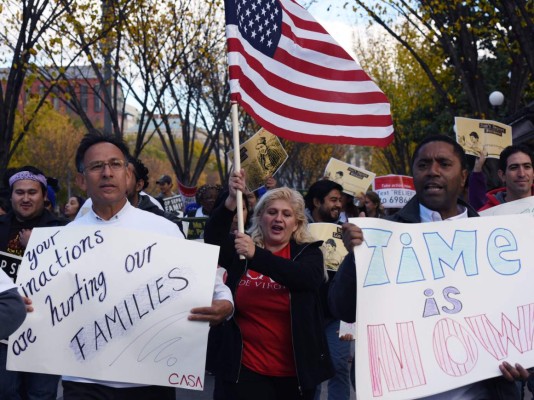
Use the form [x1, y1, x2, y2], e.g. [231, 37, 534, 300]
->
[373, 175, 415, 209]
[350, 215, 534, 399]
[7, 226, 219, 391]
[479, 196, 534, 216]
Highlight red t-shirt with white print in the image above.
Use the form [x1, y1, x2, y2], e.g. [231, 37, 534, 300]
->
[235, 244, 295, 376]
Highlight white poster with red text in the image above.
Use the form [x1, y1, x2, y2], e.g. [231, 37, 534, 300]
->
[373, 175, 415, 209]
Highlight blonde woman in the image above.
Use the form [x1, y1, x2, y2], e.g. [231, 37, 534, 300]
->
[204, 170, 333, 400]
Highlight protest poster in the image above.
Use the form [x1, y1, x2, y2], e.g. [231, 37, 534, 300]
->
[308, 223, 347, 272]
[177, 181, 198, 211]
[351, 215, 534, 399]
[0, 255, 20, 345]
[184, 217, 208, 241]
[324, 158, 375, 197]
[163, 194, 184, 215]
[7, 225, 219, 390]
[373, 175, 415, 209]
[0, 250, 22, 282]
[455, 117, 512, 158]
[479, 196, 534, 217]
[227, 128, 288, 192]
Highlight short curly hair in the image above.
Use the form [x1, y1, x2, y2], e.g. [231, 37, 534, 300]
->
[128, 156, 150, 191]
[75, 131, 130, 173]
[196, 184, 223, 203]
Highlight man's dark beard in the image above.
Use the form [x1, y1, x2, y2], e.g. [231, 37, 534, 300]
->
[318, 206, 339, 223]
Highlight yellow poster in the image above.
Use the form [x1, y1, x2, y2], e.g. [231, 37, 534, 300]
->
[324, 158, 375, 197]
[228, 128, 288, 191]
[455, 117, 512, 158]
[308, 223, 347, 272]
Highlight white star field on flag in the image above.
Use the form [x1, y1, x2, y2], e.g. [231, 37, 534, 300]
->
[235, 0, 282, 57]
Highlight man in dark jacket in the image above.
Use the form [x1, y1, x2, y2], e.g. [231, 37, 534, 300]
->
[329, 135, 519, 399]
[304, 180, 351, 400]
[0, 166, 65, 400]
[126, 156, 184, 234]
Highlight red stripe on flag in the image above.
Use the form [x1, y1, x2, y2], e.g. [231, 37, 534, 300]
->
[231, 92, 394, 147]
[229, 64, 388, 104]
[228, 38, 369, 82]
[232, 70, 393, 126]
[280, 23, 355, 60]
[281, 2, 331, 35]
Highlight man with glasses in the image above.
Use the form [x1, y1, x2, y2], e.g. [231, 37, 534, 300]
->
[62, 133, 233, 399]
[0, 166, 65, 400]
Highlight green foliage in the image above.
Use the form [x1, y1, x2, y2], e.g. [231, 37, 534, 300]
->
[349, 0, 533, 174]
[9, 99, 85, 204]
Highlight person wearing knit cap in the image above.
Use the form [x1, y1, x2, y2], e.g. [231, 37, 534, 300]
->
[0, 165, 65, 400]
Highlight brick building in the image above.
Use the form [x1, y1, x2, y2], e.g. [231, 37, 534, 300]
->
[0, 65, 135, 131]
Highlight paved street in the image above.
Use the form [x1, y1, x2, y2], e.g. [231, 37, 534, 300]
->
[175, 375, 356, 399]
[59, 375, 534, 399]
[58, 375, 357, 399]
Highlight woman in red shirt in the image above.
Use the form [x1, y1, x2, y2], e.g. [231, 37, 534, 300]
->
[204, 170, 333, 400]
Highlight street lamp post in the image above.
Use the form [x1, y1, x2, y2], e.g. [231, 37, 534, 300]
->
[484, 91, 506, 190]
[489, 91, 505, 118]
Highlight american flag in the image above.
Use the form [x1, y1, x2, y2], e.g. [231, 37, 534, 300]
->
[225, 0, 394, 146]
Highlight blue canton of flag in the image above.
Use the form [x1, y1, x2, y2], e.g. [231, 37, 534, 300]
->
[234, 0, 283, 58]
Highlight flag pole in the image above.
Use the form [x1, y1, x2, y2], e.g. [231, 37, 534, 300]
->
[231, 102, 245, 238]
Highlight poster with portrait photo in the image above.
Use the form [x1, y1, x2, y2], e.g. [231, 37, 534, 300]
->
[455, 117, 512, 158]
[227, 128, 288, 192]
[308, 223, 347, 272]
[323, 158, 375, 197]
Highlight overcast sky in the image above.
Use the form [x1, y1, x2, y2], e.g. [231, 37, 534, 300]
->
[307, 0, 365, 60]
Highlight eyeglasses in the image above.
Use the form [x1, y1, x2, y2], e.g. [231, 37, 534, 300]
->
[83, 159, 128, 174]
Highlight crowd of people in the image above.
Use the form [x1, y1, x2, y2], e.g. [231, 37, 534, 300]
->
[0, 132, 533, 400]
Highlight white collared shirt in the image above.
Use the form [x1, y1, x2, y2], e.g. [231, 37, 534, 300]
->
[76, 191, 163, 220]
[419, 203, 468, 222]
